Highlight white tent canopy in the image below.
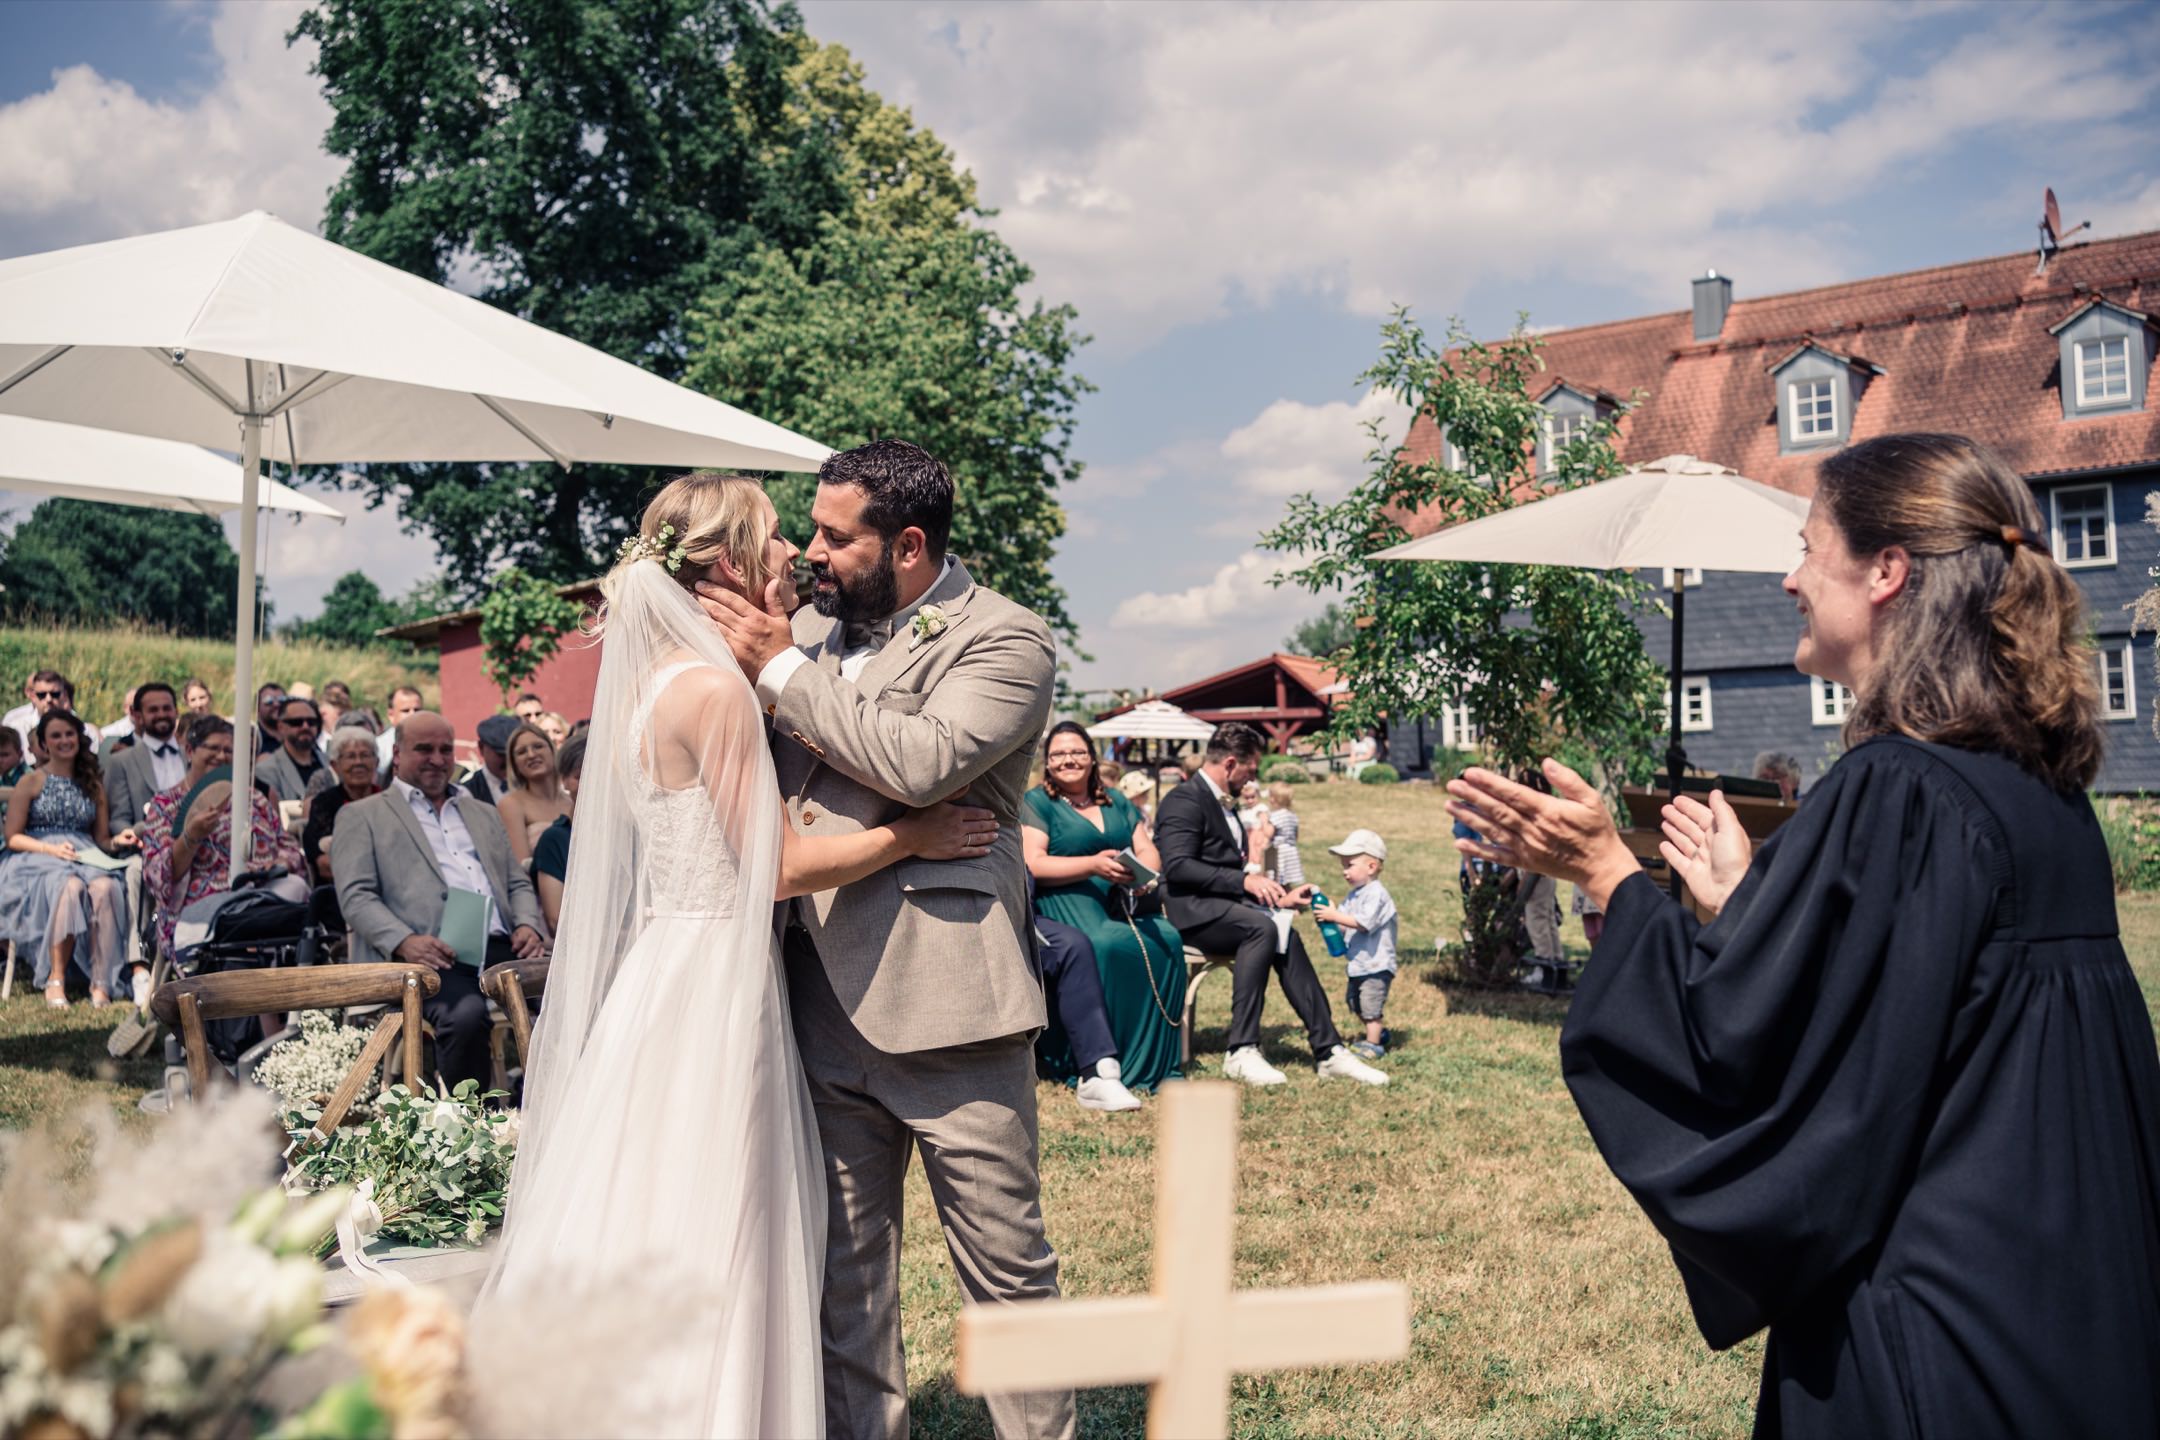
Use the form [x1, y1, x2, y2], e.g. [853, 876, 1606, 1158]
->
[1086, 700, 1219, 742]
[1372, 454, 1809, 574]
[0, 415, 343, 519]
[0, 210, 832, 878]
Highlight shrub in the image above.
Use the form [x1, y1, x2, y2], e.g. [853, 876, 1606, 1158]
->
[1264, 761, 1309, 785]
[1358, 762, 1400, 785]
[2094, 795, 2160, 892]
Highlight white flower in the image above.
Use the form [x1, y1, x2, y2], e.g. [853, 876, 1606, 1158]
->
[161, 1228, 281, 1357]
[136, 1340, 192, 1411]
[911, 604, 949, 644]
[266, 1258, 325, 1342]
[50, 1218, 117, 1272]
[427, 1101, 468, 1144]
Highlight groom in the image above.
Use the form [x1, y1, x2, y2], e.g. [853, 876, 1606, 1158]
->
[700, 440, 1072, 1440]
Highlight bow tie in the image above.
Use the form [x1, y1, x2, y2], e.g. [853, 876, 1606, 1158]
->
[844, 617, 896, 652]
[154, 743, 177, 757]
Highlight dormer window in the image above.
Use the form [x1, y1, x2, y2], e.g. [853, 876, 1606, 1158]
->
[2049, 299, 2149, 420]
[1770, 343, 1878, 454]
[1536, 382, 1617, 474]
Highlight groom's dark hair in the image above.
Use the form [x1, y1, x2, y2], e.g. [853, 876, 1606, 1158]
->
[818, 439, 952, 561]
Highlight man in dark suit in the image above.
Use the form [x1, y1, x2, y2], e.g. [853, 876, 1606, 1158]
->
[1155, 721, 1386, 1088]
[460, 713, 515, 806]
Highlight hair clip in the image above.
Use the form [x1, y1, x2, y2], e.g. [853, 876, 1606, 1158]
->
[615, 521, 688, 574]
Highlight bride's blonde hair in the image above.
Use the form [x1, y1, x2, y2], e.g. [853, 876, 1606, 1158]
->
[601, 472, 775, 614]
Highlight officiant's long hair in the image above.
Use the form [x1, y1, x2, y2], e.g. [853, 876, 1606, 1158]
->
[1818, 432, 2101, 791]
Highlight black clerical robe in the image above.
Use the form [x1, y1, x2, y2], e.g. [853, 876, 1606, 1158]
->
[1563, 736, 2160, 1439]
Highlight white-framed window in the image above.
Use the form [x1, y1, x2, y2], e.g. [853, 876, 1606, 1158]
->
[1660, 567, 1705, 589]
[2075, 336, 2132, 406]
[1661, 676, 1713, 732]
[1438, 699, 1481, 749]
[2050, 483, 2114, 568]
[2098, 642, 2136, 720]
[1810, 677, 1855, 726]
[1789, 378, 1838, 441]
[1541, 411, 1589, 473]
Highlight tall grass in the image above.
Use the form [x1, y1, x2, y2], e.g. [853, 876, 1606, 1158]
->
[0, 622, 436, 724]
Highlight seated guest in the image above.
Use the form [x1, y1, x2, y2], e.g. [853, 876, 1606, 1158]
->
[513, 692, 544, 723]
[1156, 721, 1386, 1088]
[1753, 750, 1803, 804]
[257, 696, 328, 803]
[303, 725, 386, 885]
[534, 710, 571, 750]
[529, 733, 584, 933]
[6, 671, 97, 756]
[181, 677, 216, 719]
[334, 711, 546, 1091]
[376, 686, 425, 773]
[251, 682, 287, 762]
[1034, 913, 1141, 1112]
[140, 716, 302, 966]
[102, 682, 186, 998]
[1119, 768, 1158, 826]
[0, 727, 25, 786]
[101, 687, 140, 751]
[0, 709, 130, 1007]
[461, 713, 517, 806]
[1022, 721, 1188, 1094]
[319, 681, 354, 735]
[497, 721, 571, 868]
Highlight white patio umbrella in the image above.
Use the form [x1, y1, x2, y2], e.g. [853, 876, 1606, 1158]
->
[0, 210, 831, 878]
[1088, 699, 1220, 809]
[0, 414, 343, 519]
[1373, 454, 1810, 885]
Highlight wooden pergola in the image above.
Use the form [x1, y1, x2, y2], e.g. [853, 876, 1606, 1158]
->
[1098, 653, 1344, 753]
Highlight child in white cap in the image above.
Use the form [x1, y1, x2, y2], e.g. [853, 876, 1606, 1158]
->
[1316, 828, 1398, 1060]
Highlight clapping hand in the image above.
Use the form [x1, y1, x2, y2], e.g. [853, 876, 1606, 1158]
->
[1446, 759, 1639, 909]
[1659, 791, 1752, 916]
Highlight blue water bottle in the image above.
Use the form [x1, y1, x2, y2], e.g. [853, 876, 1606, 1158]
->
[1310, 890, 1348, 958]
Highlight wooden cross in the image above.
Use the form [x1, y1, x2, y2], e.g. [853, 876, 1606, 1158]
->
[956, 1081, 1411, 1439]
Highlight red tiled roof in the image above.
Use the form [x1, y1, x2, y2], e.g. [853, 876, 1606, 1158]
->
[1401, 231, 2160, 526]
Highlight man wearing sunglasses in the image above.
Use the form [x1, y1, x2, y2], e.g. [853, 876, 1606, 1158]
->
[3, 670, 96, 757]
[256, 696, 328, 804]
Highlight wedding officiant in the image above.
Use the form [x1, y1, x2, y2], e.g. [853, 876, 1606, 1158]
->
[1447, 433, 2160, 1437]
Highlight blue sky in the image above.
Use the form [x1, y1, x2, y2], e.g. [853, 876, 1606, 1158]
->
[2, 0, 2158, 694]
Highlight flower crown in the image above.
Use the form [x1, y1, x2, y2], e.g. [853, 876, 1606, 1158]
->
[616, 521, 688, 574]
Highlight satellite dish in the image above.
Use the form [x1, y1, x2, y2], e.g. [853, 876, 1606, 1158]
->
[2038, 186, 2092, 272]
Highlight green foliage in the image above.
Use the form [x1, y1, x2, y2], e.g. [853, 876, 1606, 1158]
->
[285, 1079, 516, 1251]
[1263, 761, 1310, 785]
[296, 4, 1088, 643]
[1426, 746, 1482, 781]
[1284, 601, 1357, 659]
[1446, 868, 1533, 987]
[0, 622, 435, 730]
[2096, 796, 2160, 892]
[477, 567, 584, 705]
[1358, 761, 1401, 785]
[2135, 491, 2159, 742]
[0, 499, 242, 638]
[284, 571, 402, 649]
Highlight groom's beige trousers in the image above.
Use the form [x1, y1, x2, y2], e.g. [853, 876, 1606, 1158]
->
[786, 926, 1077, 1440]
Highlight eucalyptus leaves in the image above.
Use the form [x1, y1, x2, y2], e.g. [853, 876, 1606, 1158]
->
[285, 1081, 518, 1253]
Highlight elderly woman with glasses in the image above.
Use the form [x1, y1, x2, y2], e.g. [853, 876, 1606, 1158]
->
[302, 725, 386, 885]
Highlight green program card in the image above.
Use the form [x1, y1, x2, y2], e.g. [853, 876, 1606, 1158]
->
[440, 887, 492, 969]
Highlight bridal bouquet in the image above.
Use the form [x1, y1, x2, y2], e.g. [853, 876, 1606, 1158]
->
[284, 1082, 517, 1252]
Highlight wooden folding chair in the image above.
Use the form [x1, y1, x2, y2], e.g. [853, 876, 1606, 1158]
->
[479, 958, 549, 1086]
[150, 963, 441, 1141]
[1181, 946, 1236, 1069]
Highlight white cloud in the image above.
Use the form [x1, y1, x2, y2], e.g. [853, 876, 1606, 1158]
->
[1110, 551, 1297, 630]
[803, 1, 2158, 352]
[225, 482, 440, 625]
[0, 1, 336, 250]
[1220, 388, 1405, 497]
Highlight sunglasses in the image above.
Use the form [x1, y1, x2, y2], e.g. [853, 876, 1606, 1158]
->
[31, 690, 62, 701]
[283, 717, 320, 729]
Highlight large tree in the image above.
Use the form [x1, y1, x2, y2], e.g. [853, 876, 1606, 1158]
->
[0, 500, 242, 637]
[294, 2, 1086, 638]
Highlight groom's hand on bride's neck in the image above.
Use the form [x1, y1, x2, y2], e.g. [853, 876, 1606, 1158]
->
[695, 580, 794, 673]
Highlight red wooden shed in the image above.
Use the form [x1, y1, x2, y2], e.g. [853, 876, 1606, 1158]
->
[379, 580, 604, 758]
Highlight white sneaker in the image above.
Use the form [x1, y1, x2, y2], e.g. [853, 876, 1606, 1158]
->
[1076, 1058, 1143, 1113]
[1223, 1045, 1288, 1087]
[1318, 1046, 1390, 1086]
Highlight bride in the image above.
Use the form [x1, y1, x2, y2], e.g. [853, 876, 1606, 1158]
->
[470, 473, 998, 1438]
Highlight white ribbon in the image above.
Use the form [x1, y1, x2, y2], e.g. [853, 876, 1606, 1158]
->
[334, 1178, 407, 1288]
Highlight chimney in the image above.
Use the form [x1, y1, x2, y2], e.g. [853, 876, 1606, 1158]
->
[1692, 271, 1732, 341]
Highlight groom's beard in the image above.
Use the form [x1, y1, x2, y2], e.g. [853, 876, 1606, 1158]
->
[810, 541, 900, 624]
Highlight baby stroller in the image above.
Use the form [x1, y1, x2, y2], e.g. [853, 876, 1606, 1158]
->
[155, 870, 339, 1092]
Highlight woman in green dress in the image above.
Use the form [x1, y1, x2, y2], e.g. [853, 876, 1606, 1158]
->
[1023, 722, 1187, 1092]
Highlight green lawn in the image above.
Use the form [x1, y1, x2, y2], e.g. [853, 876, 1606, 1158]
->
[4, 782, 2156, 1438]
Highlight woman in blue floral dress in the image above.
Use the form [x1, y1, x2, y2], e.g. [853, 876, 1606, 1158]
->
[0, 709, 129, 1007]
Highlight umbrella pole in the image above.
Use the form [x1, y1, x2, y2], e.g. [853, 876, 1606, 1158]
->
[1666, 573, 1686, 899]
[228, 407, 265, 886]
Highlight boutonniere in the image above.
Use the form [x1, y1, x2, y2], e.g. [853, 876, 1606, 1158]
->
[910, 603, 950, 649]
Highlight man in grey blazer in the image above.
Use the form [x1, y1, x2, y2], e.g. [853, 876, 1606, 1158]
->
[103, 682, 187, 991]
[333, 711, 546, 1090]
[703, 440, 1072, 1440]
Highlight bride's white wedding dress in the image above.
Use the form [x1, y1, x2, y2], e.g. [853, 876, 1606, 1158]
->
[471, 564, 824, 1439]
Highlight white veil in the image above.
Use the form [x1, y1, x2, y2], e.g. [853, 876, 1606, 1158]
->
[491, 554, 786, 1249]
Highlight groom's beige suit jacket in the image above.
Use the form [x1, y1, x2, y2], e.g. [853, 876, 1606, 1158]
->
[769, 560, 1055, 1054]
